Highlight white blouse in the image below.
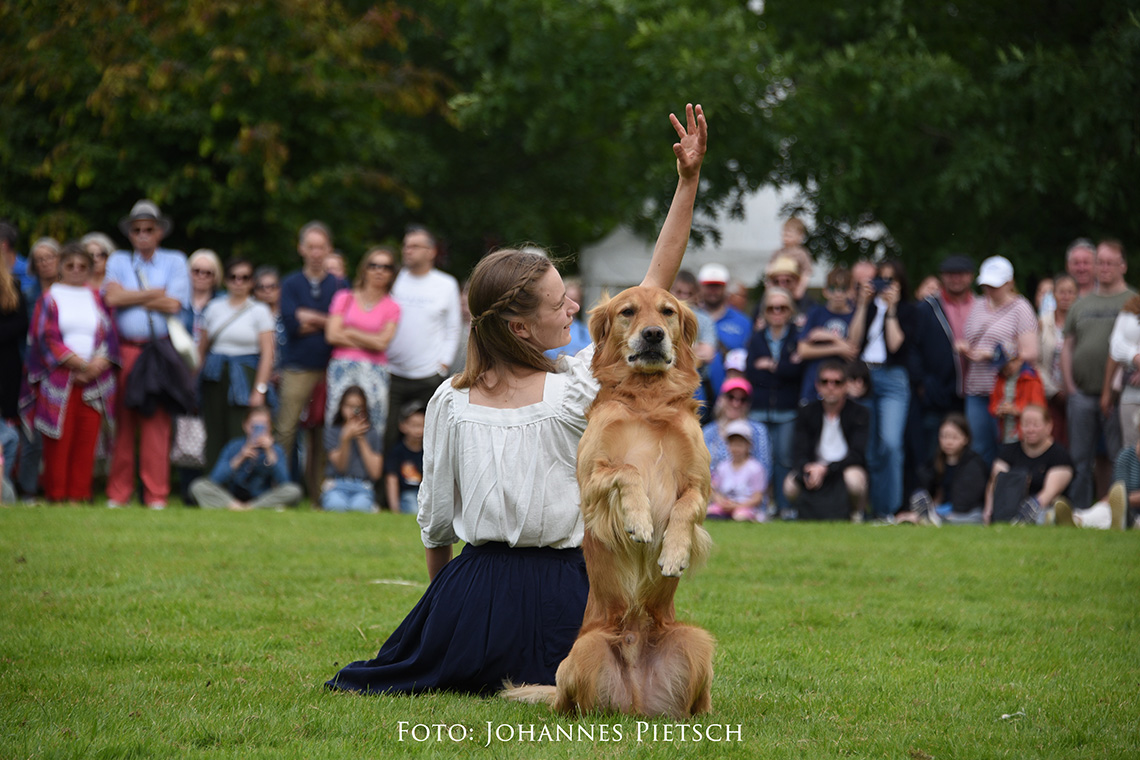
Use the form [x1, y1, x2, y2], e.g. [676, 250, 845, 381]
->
[1109, 311, 1140, 402]
[417, 349, 598, 550]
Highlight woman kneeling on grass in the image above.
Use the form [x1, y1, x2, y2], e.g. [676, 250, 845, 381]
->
[325, 104, 706, 695]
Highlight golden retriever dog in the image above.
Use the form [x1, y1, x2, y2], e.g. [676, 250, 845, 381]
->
[505, 285, 714, 719]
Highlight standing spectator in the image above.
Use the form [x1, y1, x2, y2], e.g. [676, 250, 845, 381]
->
[325, 251, 347, 280]
[25, 237, 61, 315]
[1108, 294, 1140, 453]
[0, 260, 29, 494]
[957, 256, 1038, 467]
[80, 232, 114, 291]
[1061, 239, 1135, 509]
[1065, 239, 1097, 299]
[102, 199, 190, 509]
[784, 360, 869, 521]
[189, 406, 301, 511]
[19, 243, 118, 502]
[914, 276, 941, 301]
[253, 266, 285, 376]
[745, 287, 802, 518]
[671, 269, 718, 417]
[384, 400, 426, 515]
[322, 386, 383, 512]
[0, 220, 35, 292]
[697, 262, 751, 404]
[197, 258, 276, 472]
[325, 246, 401, 433]
[797, 266, 856, 402]
[277, 221, 348, 496]
[848, 259, 915, 518]
[183, 249, 222, 337]
[908, 255, 975, 474]
[702, 377, 773, 477]
[383, 226, 461, 453]
[764, 255, 814, 326]
[1038, 273, 1077, 446]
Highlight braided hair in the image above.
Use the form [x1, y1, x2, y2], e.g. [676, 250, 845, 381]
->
[452, 249, 558, 391]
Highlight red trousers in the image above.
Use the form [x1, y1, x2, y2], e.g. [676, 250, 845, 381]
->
[107, 343, 172, 505]
[41, 384, 103, 502]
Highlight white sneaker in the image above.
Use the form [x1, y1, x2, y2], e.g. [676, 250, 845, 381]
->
[146, 502, 166, 511]
[106, 500, 125, 509]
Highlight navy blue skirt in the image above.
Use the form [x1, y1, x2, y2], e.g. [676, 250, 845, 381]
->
[326, 542, 588, 695]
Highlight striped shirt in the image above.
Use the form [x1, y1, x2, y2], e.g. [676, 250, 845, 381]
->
[963, 295, 1037, 397]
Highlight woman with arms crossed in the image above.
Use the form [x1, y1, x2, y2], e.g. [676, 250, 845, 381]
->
[326, 104, 707, 695]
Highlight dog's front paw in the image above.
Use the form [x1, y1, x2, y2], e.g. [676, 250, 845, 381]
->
[658, 531, 691, 577]
[625, 511, 654, 544]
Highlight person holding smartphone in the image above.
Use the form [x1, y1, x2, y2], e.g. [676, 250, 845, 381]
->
[321, 386, 384, 512]
[189, 406, 301, 511]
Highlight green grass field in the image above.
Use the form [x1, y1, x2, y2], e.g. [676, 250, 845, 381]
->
[2, 505, 1137, 759]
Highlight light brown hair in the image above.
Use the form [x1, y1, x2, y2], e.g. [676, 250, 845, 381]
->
[452, 249, 558, 391]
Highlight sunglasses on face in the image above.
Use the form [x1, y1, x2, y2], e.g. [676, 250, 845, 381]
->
[228, 273, 252, 283]
[130, 226, 157, 236]
[255, 282, 279, 291]
[63, 263, 89, 272]
[367, 261, 396, 271]
[766, 304, 791, 313]
[726, 394, 749, 403]
[192, 268, 215, 277]
[817, 377, 845, 387]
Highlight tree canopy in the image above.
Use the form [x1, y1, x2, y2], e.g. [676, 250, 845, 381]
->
[2, 0, 1136, 284]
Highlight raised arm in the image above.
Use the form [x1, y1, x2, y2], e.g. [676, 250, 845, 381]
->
[641, 103, 708, 291]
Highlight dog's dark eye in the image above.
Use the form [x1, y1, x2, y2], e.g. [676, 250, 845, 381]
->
[661, 307, 676, 317]
[620, 307, 636, 317]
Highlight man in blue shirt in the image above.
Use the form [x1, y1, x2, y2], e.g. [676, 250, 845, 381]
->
[698, 262, 752, 402]
[277, 221, 348, 497]
[103, 200, 190, 509]
[189, 406, 301, 510]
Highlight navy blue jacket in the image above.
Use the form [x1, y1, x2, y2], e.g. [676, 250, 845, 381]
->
[745, 325, 803, 413]
[909, 296, 962, 413]
[279, 271, 348, 370]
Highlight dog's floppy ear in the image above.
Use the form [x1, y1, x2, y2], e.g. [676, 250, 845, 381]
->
[588, 291, 613, 346]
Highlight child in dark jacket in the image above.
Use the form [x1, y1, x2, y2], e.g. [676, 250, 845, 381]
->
[900, 412, 988, 525]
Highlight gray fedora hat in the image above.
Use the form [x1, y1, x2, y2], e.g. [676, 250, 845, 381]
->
[119, 199, 173, 237]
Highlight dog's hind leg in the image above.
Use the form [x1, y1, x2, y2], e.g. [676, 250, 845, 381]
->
[639, 624, 715, 719]
[659, 486, 709, 577]
[581, 463, 654, 545]
[554, 629, 635, 715]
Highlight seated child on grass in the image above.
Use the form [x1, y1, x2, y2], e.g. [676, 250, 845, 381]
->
[384, 401, 426, 515]
[708, 419, 768, 522]
[321, 386, 383, 512]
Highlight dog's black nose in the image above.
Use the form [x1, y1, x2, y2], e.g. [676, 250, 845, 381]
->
[642, 326, 665, 344]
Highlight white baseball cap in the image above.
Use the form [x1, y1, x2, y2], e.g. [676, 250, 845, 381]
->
[698, 263, 730, 285]
[976, 256, 1014, 288]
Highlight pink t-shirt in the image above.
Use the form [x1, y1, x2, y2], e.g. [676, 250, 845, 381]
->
[329, 289, 400, 365]
[712, 457, 768, 504]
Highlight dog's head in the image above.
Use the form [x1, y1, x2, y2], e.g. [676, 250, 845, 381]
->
[589, 286, 699, 379]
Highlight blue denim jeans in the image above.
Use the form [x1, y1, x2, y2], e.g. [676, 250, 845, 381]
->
[321, 478, 375, 513]
[866, 365, 910, 516]
[751, 411, 796, 515]
[965, 394, 999, 468]
[398, 489, 419, 515]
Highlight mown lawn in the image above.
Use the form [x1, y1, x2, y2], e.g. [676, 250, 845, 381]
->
[1, 505, 1137, 759]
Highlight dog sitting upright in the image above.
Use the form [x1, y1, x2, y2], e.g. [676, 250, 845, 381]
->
[553, 285, 714, 719]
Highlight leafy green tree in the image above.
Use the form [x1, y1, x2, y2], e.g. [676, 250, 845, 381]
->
[0, 0, 449, 263]
[761, 0, 1140, 282]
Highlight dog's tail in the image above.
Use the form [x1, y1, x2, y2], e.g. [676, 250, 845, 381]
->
[499, 682, 557, 705]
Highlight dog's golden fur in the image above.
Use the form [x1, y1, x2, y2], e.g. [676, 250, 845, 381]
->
[553, 285, 714, 719]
